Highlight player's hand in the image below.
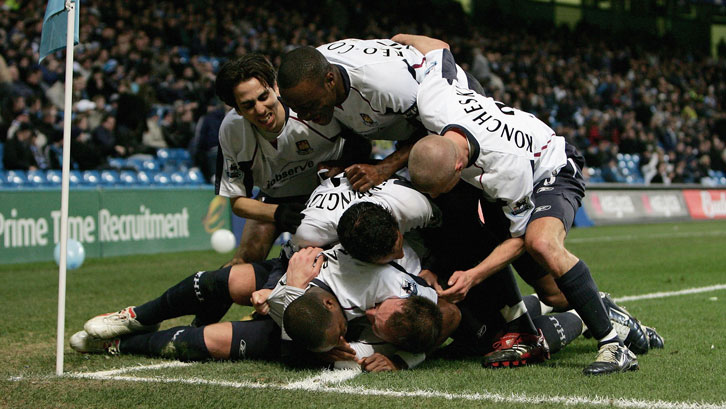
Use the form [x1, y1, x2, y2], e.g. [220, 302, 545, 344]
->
[286, 247, 325, 288]
[317, 161, 346, 179]
[358, 353, 399, 372]
[273, 202, 306, 233]
[419, 269, 444, 293]
[250, 289, 271, 315]
[345, 163, 387, 192]
[316, 338, 357, 363]
[438, 270, 475, 303]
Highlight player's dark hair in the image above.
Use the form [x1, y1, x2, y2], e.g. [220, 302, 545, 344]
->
[386, 296, 442, 353]
[215, 54, 276, 109]
[277, 46, 330, 90]
[337, 202, 398, 263]
[283, 291, 332, 352]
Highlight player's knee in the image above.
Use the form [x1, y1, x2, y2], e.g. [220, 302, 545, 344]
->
[525, 233, 557, 261]
[204, 323, 233, 359]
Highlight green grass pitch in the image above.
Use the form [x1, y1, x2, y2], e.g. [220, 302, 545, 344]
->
[1, 220, 725, 409]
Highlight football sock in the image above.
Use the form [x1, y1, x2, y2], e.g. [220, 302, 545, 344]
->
[533, 311, 583, 354]
[134, 267, 233, 326]
[501, 301, 538, 335]
[119, 326, 210, 361]
[555, 260, 622, 345]
[522, 294, 554, 318]
[488, 267, 538, 335]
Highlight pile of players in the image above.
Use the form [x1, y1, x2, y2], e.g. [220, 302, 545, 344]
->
[70, 35, 663, 375]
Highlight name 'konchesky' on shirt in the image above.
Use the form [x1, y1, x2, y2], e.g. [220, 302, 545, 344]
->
[416, 48, 569, 237]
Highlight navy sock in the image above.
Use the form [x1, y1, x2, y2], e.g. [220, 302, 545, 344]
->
[119, 326, 210, 361]
[534, 312, 583, 354]
[555, 261, 618, 343]
[523, 294, 542, 318]
[134, 267, 233, 326]
[487, 267, 537, 335]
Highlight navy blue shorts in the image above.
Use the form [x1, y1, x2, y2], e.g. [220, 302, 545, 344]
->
[528, 144, 586, 233]
[251, 257, 289, 290]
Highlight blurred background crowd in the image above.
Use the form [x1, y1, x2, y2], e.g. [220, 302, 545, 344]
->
[2, 0, 725, 185]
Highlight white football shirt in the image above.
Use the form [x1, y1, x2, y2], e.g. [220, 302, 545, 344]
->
[287, 172, 439, 253]
[416, 49, 568, 237]
[318, 39, 470, 142]
[215, 105, 345, 199]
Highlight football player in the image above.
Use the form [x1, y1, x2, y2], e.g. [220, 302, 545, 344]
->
[277, 38, 484, 193]
[213, 54, 369, 265]
[400, 34, 639, 375]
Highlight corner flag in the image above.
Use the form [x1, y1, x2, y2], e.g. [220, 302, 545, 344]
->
[39, 0, 79, 62]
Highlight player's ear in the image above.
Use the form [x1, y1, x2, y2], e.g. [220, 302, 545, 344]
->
[324, 70, 335, 89]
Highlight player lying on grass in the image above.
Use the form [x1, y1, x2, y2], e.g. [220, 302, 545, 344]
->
[70, 243, 458, 371]
[213, 53, 370, 266]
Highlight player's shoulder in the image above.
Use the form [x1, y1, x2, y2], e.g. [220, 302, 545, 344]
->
[219, 109, 254, 138]
[287, 108, 342, 137]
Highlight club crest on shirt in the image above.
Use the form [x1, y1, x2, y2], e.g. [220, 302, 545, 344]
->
[295, 140, 314, 155]
[401, 279, 418, 296]
[227, 161, 242, 179]
[359, 113, 378, 127]
[511, 197, 533, 216]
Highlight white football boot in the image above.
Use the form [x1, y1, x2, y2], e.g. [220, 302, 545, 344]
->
[84, 306, 160, 339]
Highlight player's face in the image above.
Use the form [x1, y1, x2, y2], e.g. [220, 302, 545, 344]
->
[312, 304, 349, 353]
[233, 77, 285, 133]
[280, 78, 336, 125]
[423, 172, 460, 199]
[365, 298, 406, 343]
[370, 231, 405, 265]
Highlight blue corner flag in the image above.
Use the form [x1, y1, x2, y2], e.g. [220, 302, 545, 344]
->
[39, 0, 79, 62]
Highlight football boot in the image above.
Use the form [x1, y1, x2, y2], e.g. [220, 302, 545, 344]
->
[84, 306, 160, 339]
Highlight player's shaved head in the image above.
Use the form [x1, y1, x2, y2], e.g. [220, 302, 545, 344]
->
[409, 135, 458, 195]
[215, 54, 276, 108]
[277, 46, 331, 90]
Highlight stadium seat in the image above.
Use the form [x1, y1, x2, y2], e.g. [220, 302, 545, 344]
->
[186, 168, 205, 184]
[46, 170, 62, 185]
[136, 170, 154, 185]
[156, 148, 171, 161]
[107, 157, 126, 169]
[118, 170, 139, 186]
[82, 170, 101, 185]
[68, 170, 82, 186]
[152, 171, 172, 186]
[170, 171, 186, 185]
[0, 170, 6, 187]
[6, 170, 27, 187]
[27, 170, 47, 188]
[100, 170, 120, 186]
[142, 159, 160, 172]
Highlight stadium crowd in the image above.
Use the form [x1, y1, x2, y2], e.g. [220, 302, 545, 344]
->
[1, 0, 725, 184]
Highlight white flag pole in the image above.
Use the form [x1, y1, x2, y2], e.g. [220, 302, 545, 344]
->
[56, 0, 76, 377]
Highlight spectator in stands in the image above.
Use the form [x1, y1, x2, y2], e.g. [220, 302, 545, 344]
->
[3, 122, 41, 170]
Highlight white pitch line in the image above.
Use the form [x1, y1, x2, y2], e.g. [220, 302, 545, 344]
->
[47, 282, 726, 409]
[613, 284, 726, 303]
[62, 372, 726, 409]
[72, 361, 193, 378]
[567, 229, 726, 244]
[283, 368, 361, 389]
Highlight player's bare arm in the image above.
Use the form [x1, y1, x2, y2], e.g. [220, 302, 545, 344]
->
[345, 143, 413, 192]
[391, 33, 450, 55]
[439, 237, 525, 303]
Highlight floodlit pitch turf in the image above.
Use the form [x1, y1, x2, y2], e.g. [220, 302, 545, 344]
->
[2, 220, 726, 409]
